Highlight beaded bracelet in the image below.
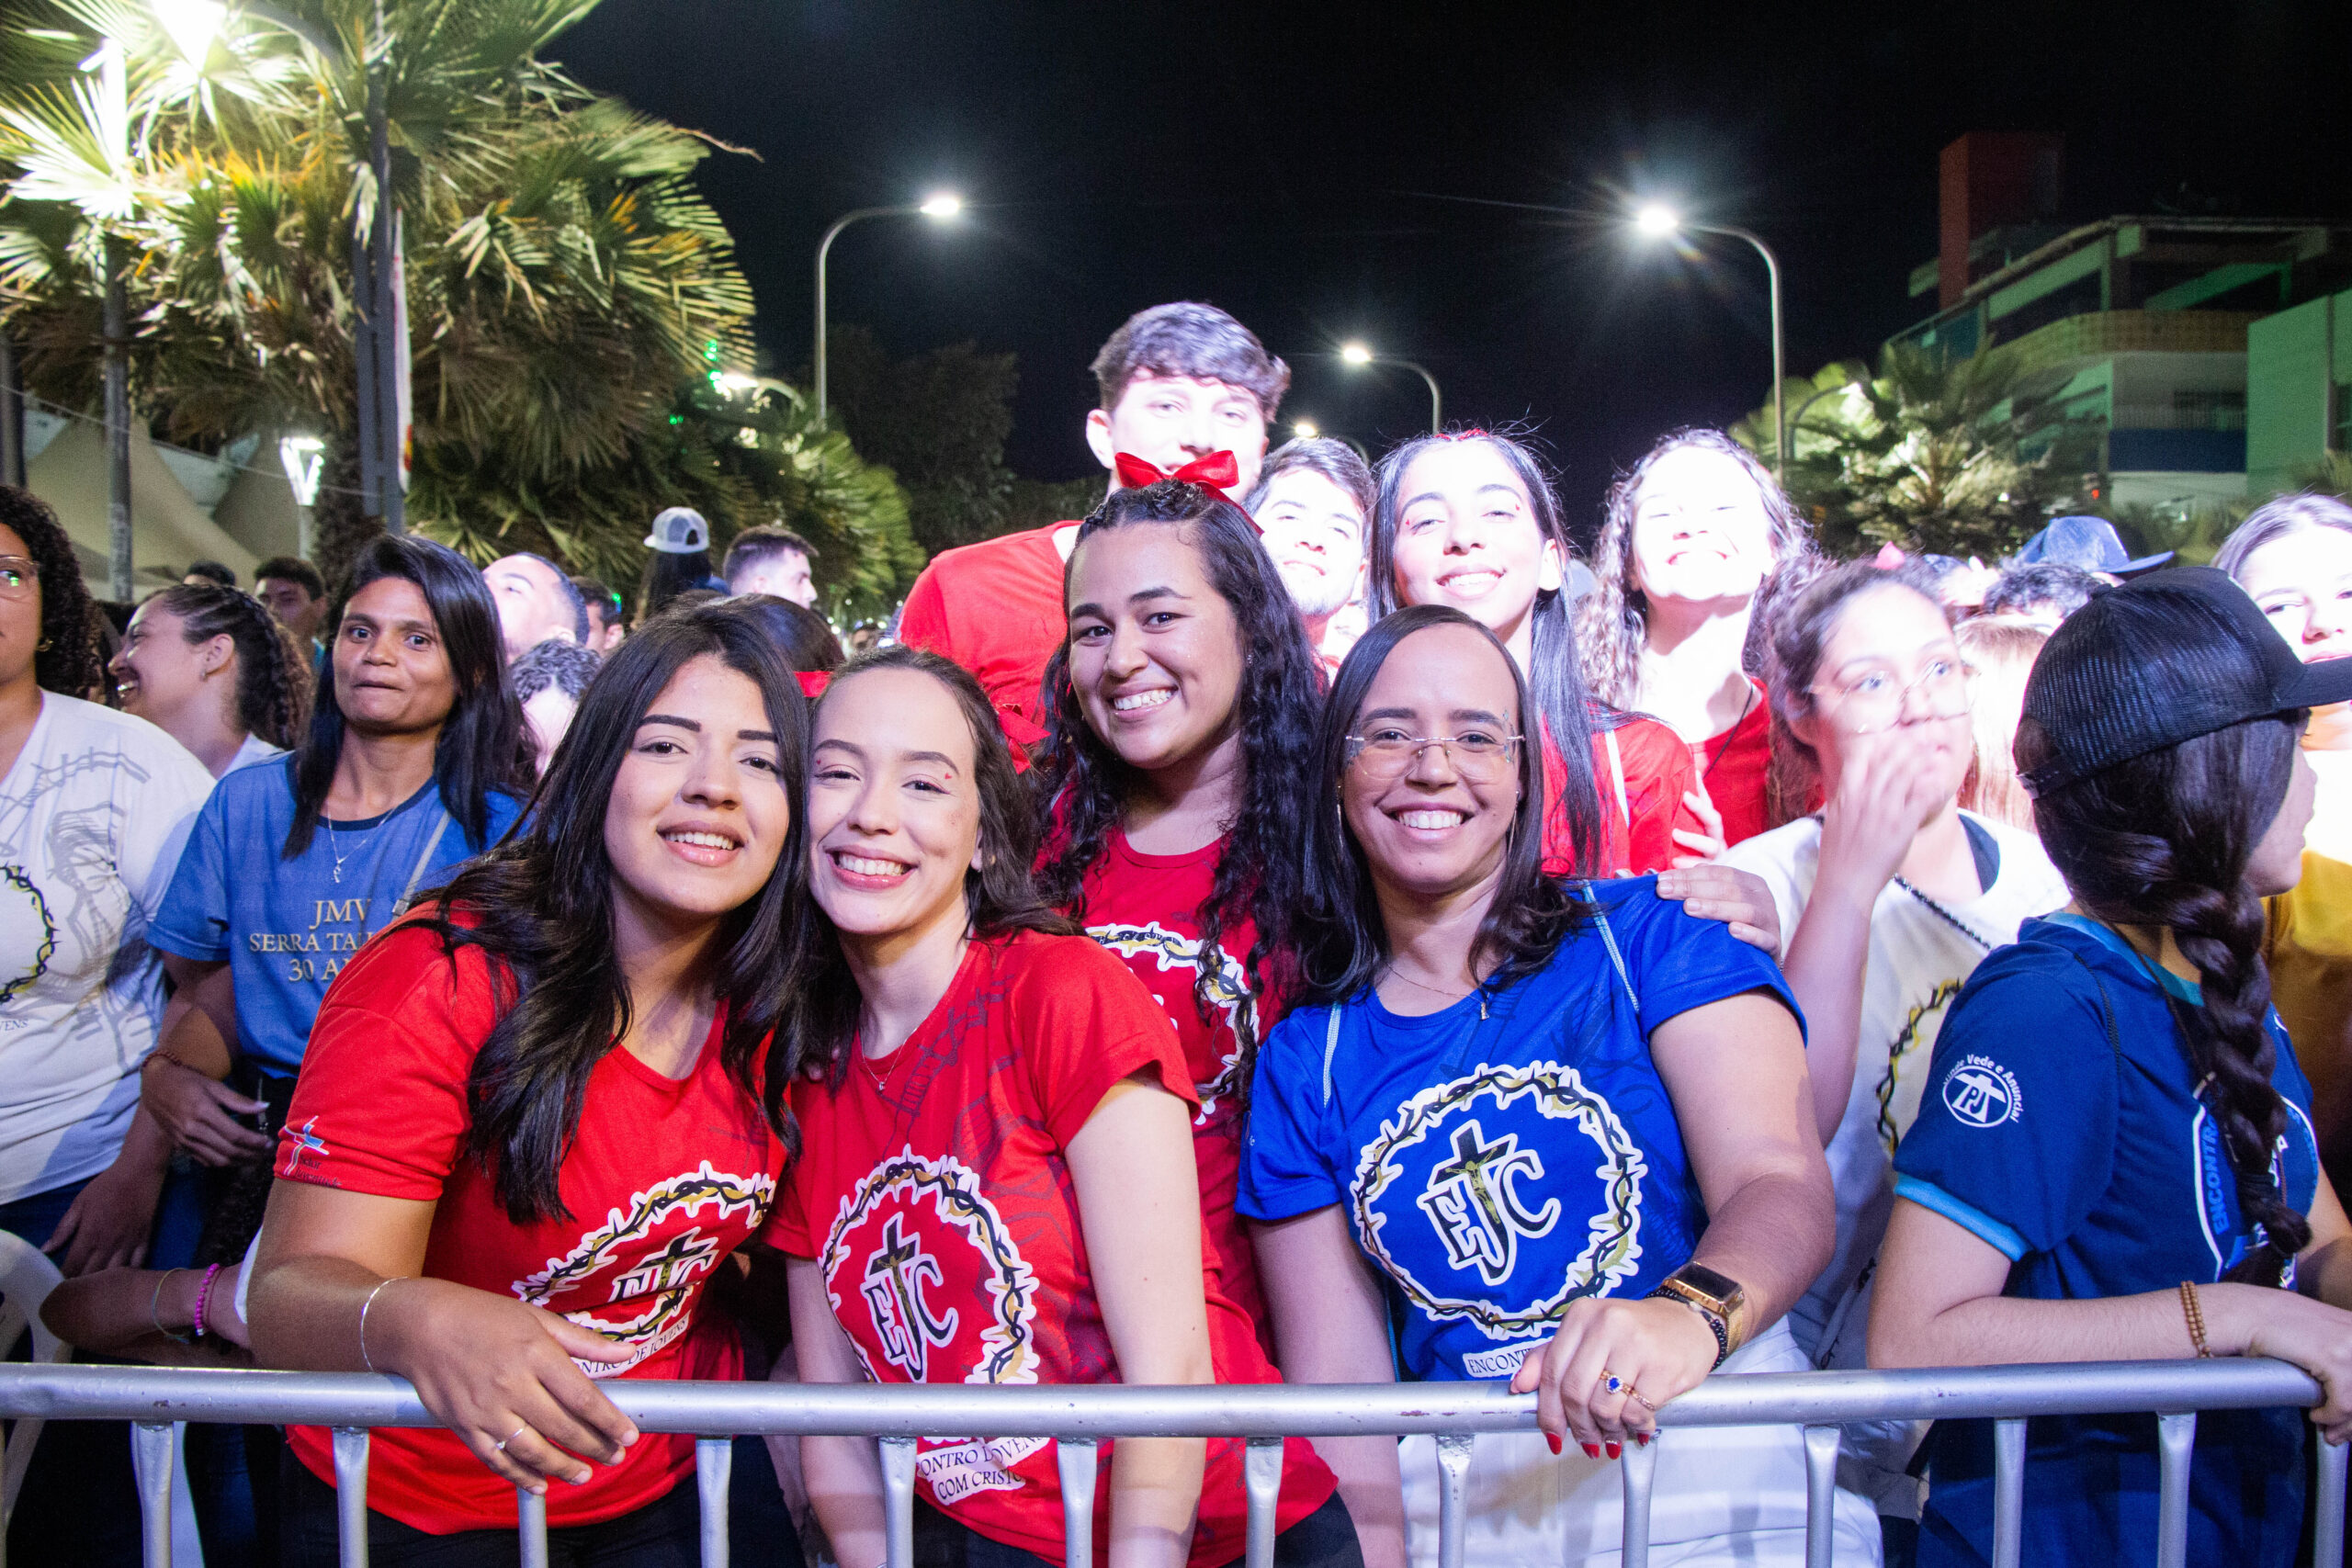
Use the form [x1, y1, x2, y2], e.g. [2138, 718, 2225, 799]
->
[189, 1264, 223, 1341]
[2179, 1280, 2213, 1359]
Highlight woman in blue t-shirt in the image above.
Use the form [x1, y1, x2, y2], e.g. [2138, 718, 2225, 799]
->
[1874, 567, 2352, 1568]
[1242, 604, 1870, 1568]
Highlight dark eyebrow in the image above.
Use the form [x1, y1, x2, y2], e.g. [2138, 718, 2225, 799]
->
[1067, 585, 1186, 621]
[638, 713, 699, 731]
[1399, 490, 1444, 512]
[344, 612, 435, 635]
[738, 729, 777, 743]
[1355, 703, 1511, 728]
[812, 737, 959, 772]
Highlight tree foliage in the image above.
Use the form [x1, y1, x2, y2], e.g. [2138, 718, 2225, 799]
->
[822, 325, 1024, 555]
[1734, 344, 2098, 559]
[0, 0, 917, 599]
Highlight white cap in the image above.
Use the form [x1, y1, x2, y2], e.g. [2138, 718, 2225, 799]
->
[644, 506, 711, 554]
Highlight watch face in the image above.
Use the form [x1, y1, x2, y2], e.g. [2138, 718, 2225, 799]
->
[1675, 1264, 1743, 1304]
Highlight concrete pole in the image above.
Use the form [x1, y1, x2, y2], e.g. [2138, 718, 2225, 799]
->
[104, 232, 132, 602]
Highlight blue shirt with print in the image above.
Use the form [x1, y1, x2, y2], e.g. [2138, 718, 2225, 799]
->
[149, 757, 521, 1074]
[1240, 877, 1801, 1383]
[1894, 914, 2322, 1568]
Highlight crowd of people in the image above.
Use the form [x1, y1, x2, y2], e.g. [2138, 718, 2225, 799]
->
[8, 298, 2352, 1568]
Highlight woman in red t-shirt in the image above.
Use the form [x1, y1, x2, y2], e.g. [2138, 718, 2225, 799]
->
[776, 647, 1347, 1568]
[1030, 478, 1328, 1341]
[1369, 429, 1699, 876]
[247, 604, 809, 1562]
[1573, 429, 1815, 851]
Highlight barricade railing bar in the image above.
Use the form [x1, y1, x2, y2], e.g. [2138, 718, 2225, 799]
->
[0, 1359, 2341, 1568]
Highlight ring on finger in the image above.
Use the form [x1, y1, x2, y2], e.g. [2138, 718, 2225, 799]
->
[494, 1424, 531, 1454]
[1599, 1369, 1628, 1397]
[1625, 1387, 1656, 1412]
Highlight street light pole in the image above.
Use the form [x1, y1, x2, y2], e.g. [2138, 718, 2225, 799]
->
[1633, 208, 1788, 486]
[814, 195, 962, 425]
[1338, 344, 1442, 434]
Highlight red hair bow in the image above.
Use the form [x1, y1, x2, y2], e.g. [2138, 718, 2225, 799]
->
[795, 671, 831, 700]
[1113, 449, 1241, 493]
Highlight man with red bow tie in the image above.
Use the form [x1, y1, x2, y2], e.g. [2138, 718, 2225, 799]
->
[895, 301, 1287, 748]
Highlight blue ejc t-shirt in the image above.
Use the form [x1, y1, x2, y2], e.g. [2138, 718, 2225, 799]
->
[1240, 878, 1801, 1383]
[1894, 914, 2322, 1568]
[150, 758, 522, 1075]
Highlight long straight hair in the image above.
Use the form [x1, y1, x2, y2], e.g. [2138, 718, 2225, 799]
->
[1295, 604, 1585, 1009]
[288, 536, 531, 857]
[1033, 479, 1327, 1057]
[424, 604, 812, 1224]
[784, 647, 1076, 1085]
[1368, 431, 1603, 876]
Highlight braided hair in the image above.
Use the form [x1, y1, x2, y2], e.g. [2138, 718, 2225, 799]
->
[1575, 427, 1813, 710]
[2020, 705, 2312, 1285]
[0, 487, 107, 699]
[143, 583, 313, 750]
[1033, 479, 1326, 1089]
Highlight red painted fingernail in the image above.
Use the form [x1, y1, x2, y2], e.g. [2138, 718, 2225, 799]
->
[1581, 1441, 1601, 1459]
[1606, 1441, 1623, 1459]
[1544, 1433, 1562, 1455]
[1636, 1433, 1652, 1448]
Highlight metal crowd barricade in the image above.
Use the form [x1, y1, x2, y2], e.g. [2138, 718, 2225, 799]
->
[0, 1359, 2344, 1568]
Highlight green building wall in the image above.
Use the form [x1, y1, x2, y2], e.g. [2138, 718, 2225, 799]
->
[2247, 288, 2349, 496]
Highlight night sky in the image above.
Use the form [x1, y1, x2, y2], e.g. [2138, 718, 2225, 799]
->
[556, 0, 2352, 536]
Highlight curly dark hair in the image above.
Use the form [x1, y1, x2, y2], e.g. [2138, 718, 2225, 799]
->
[142, 583, 313, 750]
[1032, 479, 1326, 1081]
[0, 487, 107, 699]
[1575, 427, 1814, 710]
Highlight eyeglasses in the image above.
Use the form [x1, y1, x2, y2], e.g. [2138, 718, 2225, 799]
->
[0, 557, 39, 603]
[1344, 728, 1523, 782]
[1809, 658, 1977, 734]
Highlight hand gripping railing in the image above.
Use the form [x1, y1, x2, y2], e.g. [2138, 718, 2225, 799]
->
[0, 1359, 2342, 1568]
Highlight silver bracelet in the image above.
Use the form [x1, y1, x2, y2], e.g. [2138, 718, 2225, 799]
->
[356, 1277, 401, 1372]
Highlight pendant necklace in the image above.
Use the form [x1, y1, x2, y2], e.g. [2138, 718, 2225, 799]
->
[324, 818, 349, 885]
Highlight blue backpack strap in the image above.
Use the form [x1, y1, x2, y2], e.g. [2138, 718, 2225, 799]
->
[1321, 1003, 1344, 1107]
[1574, 881, 1641, 1016]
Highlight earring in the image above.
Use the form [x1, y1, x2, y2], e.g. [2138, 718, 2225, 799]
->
[35, 636, 51, 652]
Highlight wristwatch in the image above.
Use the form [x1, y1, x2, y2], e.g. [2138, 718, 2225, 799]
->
[1648, 1263, 1749, 1369]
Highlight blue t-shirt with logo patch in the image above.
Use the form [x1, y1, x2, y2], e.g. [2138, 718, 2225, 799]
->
[1239, 877, 1800, 1383]
[150, 757, 522, 1074]
[1894, 913, 2321, 1568]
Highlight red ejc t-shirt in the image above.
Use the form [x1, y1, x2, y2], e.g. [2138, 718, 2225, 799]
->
[1693, 678, 1772, 850]
[1542, 711, 1702, 876]
[896, 525, 1078, 749]
[1076, 829, 1276, 1348]
[770, 931, 1334, 1567]
[277, 912, 789, 1535]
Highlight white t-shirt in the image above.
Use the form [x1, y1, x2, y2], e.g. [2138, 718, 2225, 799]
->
[224, 731, 285, 777]
[1721, 810, 2069, 1361]
[0, 694, 214, 1203]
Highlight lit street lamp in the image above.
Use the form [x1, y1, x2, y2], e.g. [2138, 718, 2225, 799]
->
[1293, 420, 1319, 438]
[1632, 203, 1787, 485]
[814, 194, 963, 424]
[1339, 342, 1442, 434]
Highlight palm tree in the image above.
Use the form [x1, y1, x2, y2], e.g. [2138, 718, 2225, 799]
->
[1735, 344, 2098, 559]
[0, 0, 920, 600]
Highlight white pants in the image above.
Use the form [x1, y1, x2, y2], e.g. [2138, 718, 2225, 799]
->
[1400, 1321, 1883, 1568]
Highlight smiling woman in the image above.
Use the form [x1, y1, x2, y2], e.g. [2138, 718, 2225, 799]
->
[1245, 604, 1862, 1568]
[775, 645, 1350, 1568]
[245, 603, 810, 1562]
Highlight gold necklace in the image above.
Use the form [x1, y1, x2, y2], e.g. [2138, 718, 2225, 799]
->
[1382, 964, 1489, 1019]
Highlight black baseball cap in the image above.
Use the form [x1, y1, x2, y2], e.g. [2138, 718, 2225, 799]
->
[2019, 565, 2352, 794]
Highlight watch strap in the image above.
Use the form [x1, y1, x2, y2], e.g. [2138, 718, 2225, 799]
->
[1648, 1278, 1733, 1369]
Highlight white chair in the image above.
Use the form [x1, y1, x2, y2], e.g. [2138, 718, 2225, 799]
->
[0, 1228, 67, 1539]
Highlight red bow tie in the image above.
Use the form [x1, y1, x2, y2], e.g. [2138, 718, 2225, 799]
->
[1114, 450, 1241, 493]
